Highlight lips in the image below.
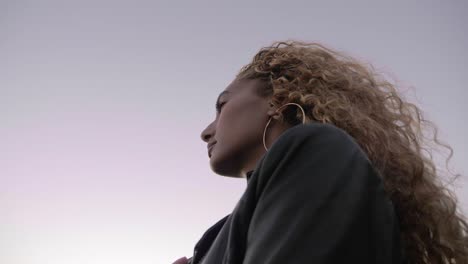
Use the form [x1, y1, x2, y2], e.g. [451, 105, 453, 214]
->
[207, 143, 216, 157]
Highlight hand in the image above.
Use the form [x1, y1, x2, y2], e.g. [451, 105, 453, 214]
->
[172, 256, 189, 264]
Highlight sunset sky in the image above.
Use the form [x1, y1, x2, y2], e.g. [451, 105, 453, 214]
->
[2, 1, 467, 263]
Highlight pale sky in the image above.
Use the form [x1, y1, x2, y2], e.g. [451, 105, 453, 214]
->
[1, 1, 467, 263]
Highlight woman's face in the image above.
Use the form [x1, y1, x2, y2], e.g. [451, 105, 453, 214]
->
[200, 78, 274, 178]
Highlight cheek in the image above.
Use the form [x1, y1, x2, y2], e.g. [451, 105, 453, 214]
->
[215, 117, 242, 151]
[216, 101, 265, 145]
[222, 119, 262, 148]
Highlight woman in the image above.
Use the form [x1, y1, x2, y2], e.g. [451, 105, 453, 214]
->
[173, 41, 468, 264]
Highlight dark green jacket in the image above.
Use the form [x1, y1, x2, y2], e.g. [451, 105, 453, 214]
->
[190, 123, 404, 264]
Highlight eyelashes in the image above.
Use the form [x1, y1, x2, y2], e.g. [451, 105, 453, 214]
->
[216, 101, 226, 113]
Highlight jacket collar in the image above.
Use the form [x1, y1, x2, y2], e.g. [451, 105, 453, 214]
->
[246, 170, 254, 181]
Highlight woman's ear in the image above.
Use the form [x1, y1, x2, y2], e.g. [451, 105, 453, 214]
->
[267, 102, 282, 121]
[266, 101, 275, 115]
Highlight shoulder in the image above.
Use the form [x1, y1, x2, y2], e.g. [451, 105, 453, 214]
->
[243, 125, 398, 264]
[266, 122, 367, 161]
[253, 122, 377, 188]
[251, 121, 376, 189]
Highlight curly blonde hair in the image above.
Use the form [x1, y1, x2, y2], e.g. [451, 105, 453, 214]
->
[235, 40, 468, 264]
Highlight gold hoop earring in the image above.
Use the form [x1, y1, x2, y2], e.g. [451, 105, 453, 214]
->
[263, 103, 307, 151]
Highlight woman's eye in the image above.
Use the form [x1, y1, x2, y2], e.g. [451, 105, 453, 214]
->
[216, 102, 226, 113]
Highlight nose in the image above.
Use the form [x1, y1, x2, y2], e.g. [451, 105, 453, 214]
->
[200, 121, 215, 143]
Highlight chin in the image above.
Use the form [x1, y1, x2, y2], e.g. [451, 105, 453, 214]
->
[209, 155, 241, 178]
